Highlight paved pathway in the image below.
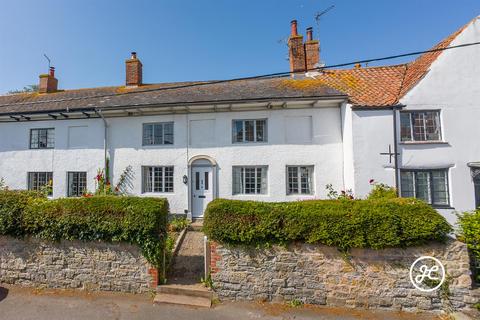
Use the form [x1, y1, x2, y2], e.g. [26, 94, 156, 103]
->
[168, 230, 204, 285]
[0, 285, 443, 320]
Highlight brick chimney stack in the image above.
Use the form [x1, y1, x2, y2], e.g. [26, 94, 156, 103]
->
[125, 52, 142, 87]
[304, 27, 320, 71]
[288, 20, 305, 74]
[39, 67, 58, 93]
[288, 21, 321, 74]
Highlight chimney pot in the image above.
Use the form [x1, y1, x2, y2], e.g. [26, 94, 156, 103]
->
[131, 52, 137, 59]
[306, 27, 313, 41]
[49, 66, 55, 77]
[290, 20, 298, 36]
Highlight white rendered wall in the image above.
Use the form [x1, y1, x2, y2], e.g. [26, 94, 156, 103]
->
[398, 18, 480, 225]
[0, 119, 105, 197]
[349, 108, 396, 198]
[0, 105, 344, 214]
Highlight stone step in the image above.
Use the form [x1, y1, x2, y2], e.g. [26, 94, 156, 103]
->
[155, 284, 212, 308]
[157, 284, 212, 299]
[189, 220, 203, 232]
[153, 293, 211, 308]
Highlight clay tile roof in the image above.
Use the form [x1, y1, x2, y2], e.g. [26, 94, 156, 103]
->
[299, 65, 408, 106]
[300, 18, 474, 107]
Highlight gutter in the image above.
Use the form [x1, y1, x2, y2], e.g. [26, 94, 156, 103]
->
[95, 109, 109, 186]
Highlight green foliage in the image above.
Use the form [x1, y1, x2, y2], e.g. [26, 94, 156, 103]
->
[169, 217, 190, 232]
[474, 302, 480, 311]
[457, 210, 480, 260]
[200, 273, 214, 289]
[0, 177, 6, 190]
[8, 84, 39, 95]
[367, 181, 397, 200]
[203, 198, 452, 250]
[0, 190, 45, 236]
[287, 299, 304, 307]
[457, 210, 480, 284]
[325, 184, 354, 200]
[0, 191, 169, 267]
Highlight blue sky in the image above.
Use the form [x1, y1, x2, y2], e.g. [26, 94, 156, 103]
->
[0, 0, 478, 94]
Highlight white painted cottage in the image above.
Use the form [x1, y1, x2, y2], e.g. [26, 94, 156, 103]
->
[0, 17, 479, 223]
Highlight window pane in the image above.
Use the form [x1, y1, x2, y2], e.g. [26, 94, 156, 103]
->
[244, 121, 255, 142]
[400, 171, 415, 198]
[143, 124, 153, 145]
[142, 167, 152, 193]
[164, 167, 174, 192]
[287, 167, 298, 194]
[153, 124, 164, 145]
[256, 120, 266, 142]
[47, 129, 55, 148]
[400, 113, 412, 142]
[232, 167, 242, 194]
[30, 130, 39, 148]
[300, 167, 311, 194]
[204, 172, 209, 191]
[233, 121, 243, 143]
[244, 167, 256, 194]
[415, 171, 431, 203]
[424, 112, 441, 141]
[153, 167, 163, 192]
[163, 123, 174, 145]
[260, 167, 267, 194]
[68, 172, 86, 197]
[432, 170, 448, 205]
[412, 113, 426, 141]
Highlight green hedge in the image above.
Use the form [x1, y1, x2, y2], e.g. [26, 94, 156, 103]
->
[0, 191, 169, 266]
[203, 198, 452, 249]
[0, 190, 45, 236]
[457, 210, 480, 271]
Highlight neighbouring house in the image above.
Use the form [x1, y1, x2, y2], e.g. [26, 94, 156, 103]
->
[0, 17, 479, 223]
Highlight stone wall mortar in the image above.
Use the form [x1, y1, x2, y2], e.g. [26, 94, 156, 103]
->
[210, 239, 479, 313]
[0, 236, 155, 293]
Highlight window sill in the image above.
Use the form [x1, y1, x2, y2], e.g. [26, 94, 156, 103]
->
[399, 141, 449, 145]
[232, 142, 269, 145]
[432, 205, 455, 210]
[142, 192, 175, 195]
[142, 144, 175, 148]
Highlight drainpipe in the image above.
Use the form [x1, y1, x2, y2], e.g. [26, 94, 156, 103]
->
[95, 109, 109, 188]
[392, 105, 403, 196]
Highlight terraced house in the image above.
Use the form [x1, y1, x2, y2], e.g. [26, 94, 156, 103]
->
[0, 17, 479, 223]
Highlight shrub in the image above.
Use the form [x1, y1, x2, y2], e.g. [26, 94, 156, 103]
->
[0, 191, 169, 267]
[23, 196, 169, 266]
[169, 217, 190, 232]
[457, 210, 480, 282]
[367, 181, 397, 200]
[203, 198, 452, 249]
[0, 190, 45, 236]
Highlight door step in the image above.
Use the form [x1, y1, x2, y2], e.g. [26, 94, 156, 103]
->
[154, 284, 212, 308]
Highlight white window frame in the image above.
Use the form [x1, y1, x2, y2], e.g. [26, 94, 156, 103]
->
[142, 122, 174, 146]
[142, 166, 174, 193]
[232, 119, 267, 143]
[30, 128, 55, 149]
[286, 166, 314, 195]
[232, 166, 268, 195]
[400, 110, 442, 142]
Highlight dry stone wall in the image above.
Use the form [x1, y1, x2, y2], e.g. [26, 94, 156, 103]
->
[0, 236, 156, 293]
[210, 240, 480, 313]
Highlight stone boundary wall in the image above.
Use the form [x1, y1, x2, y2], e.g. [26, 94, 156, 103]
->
[0, 236, 157, 293]
[209, 240, 480, 313]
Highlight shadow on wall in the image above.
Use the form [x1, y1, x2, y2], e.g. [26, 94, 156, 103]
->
[0, 287, 9, 302]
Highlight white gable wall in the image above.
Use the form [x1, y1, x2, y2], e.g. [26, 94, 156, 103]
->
[398, 17, 480, 224]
